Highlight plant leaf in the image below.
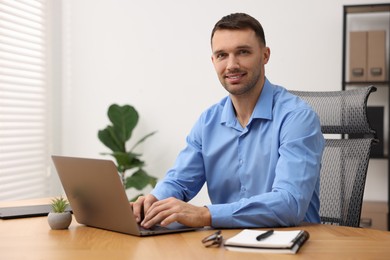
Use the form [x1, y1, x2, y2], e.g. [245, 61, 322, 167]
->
[51, 197, 69, 213]
[109, 151, 145, 173]
[129, 131, 157, 152]
[98, 125, 125, 152]
[108, 104, 138, 143]
[125, 168, 157, 190]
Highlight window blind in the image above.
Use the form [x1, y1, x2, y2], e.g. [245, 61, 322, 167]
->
[0, 0, 50, 201]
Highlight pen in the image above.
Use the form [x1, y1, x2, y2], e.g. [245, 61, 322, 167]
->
[256, 229, 274, 241]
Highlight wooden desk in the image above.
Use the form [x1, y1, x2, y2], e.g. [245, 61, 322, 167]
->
[1, 199, 390, 259]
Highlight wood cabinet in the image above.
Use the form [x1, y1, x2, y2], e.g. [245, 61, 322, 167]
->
[342, 3, 390, 230]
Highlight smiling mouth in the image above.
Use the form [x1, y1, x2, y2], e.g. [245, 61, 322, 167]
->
[225, 72, 246, 82]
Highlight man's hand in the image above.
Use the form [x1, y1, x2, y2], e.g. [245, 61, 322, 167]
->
[130, 194, 158, 223]
[140, 197, 211, 228]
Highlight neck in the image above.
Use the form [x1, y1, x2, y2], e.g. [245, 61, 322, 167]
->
[231, 86, 263, 128]
[232, 98, 255, 127]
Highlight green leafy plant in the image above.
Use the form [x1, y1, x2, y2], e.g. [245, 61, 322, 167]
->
[51, 197, 69, 213]
[98, 104, 157, 201]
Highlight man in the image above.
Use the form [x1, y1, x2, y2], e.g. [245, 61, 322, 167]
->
[132, 13, 324, 228]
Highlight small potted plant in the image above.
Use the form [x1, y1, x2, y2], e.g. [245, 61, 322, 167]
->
[47, 197, 72, 230]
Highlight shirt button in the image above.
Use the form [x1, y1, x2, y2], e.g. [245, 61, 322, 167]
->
[239, 159, 243, 165]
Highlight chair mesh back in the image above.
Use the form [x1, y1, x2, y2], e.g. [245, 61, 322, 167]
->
[290, 88, 375, 135]
[320, 138, 372, 227]
[290, 86, 376, 227]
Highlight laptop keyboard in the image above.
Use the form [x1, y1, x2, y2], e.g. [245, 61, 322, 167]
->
[139, 224, 169, 231]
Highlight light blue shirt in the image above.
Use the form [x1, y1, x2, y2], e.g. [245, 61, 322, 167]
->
[151, 78, 325, 228]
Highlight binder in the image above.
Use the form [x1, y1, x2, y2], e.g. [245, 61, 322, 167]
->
[367, 30, 386, 81]
[349, 31, 367, 81]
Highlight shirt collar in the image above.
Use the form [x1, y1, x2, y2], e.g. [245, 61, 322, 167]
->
[252, 78, 273, 120]
[221, 78, 273, 126]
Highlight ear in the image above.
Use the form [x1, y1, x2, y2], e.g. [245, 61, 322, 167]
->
[263, 47, 270, 64]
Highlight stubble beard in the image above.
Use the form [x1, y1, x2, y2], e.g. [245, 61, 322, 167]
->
[221, 69, 262, 96]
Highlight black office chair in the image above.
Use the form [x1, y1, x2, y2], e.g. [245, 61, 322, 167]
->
[290, 86, 377, 227]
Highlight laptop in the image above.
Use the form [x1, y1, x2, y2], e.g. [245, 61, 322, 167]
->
[51, 155, 197, 236]
[0, 204, 72, 220]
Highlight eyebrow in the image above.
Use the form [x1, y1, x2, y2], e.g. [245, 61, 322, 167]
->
[236, 45, 253, 51]
[212, 44, 253, 56]
[212, 50, 225, 56]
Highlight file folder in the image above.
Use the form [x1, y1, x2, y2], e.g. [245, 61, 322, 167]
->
[367, 30, 386, 81]
[349, 31, 367, 81]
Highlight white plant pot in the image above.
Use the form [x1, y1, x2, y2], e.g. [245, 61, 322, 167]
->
[47, 212, 72, 230]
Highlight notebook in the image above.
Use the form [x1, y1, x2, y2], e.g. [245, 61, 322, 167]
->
[51, 155, 197, 236]
[224, 229, 310, 254]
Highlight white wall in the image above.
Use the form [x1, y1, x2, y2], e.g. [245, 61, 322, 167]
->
[53, 0, 390, 204]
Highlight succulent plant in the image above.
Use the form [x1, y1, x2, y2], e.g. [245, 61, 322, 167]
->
[50, 197, 69, 213]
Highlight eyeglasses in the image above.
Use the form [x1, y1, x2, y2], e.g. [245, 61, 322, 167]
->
[201, 230, 223, 247]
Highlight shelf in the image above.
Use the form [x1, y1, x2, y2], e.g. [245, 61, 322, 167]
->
[343, 81, 390, 86]
[345, 4, 390, 14]
[370, 156, 389, 160]
[343, 3, 390, 231]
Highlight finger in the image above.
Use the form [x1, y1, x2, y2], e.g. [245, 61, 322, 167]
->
[135, 195, 159, 227]
[143, 194, 158, 214]
[142, 199, 174, 228]
[159, 212, 180, 227]
[132, 196, 145, 223]
[141, 204, 164, 227]
[148, 201, 210, 228]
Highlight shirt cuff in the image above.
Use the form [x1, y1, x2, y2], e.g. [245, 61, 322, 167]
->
[206, 203, 234, 228]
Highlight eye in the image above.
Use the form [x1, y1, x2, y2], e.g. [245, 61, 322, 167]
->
[215, 53, 227, 60]
[238, 49, 250, 55]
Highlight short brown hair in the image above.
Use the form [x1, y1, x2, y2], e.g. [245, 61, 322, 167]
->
[211, 13, 266, 46]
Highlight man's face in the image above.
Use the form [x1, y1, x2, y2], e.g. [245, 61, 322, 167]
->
[211, 29, 270, 96]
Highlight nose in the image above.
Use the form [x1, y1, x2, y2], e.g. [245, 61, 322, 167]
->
[226, 55, 240, 71]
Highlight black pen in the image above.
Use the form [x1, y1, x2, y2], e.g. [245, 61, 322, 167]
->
[256, 229, 274, 241]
